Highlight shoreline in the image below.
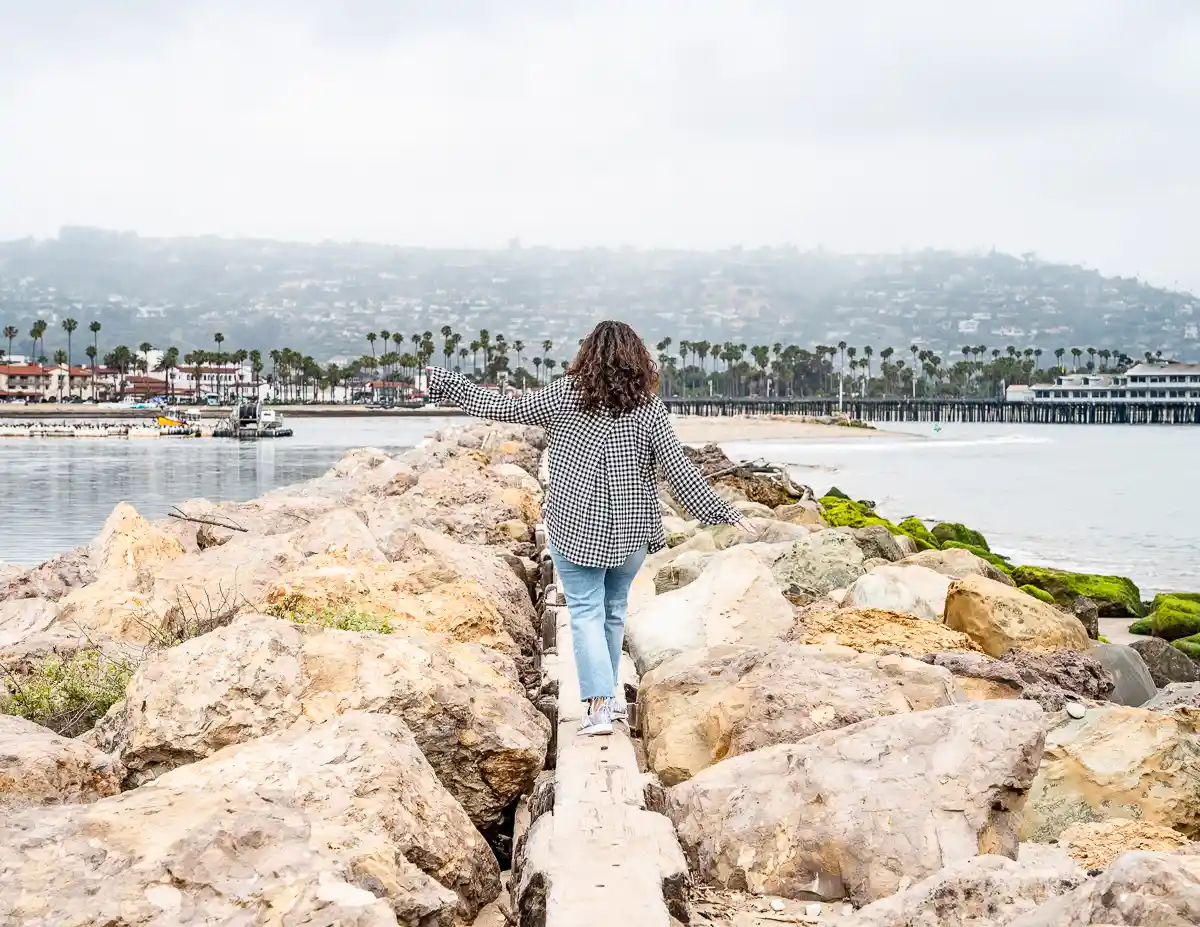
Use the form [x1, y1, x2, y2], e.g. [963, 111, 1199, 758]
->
[672, 414, 914, 443]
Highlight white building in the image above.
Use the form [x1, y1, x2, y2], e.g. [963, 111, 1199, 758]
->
[1011, 361, 1200, 402]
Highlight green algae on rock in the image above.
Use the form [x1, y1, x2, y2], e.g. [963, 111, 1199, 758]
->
[1010, 565, 1144, 618]
[942, 541, 1014, 575]
[1020, 584, 1057, 605]
[824, 486, 851, 501]
[1127, 596, 1200, 641]
[898, 517, 939, 551]
[931, 522, 990, 551]
[1173, 634, 1200, 660]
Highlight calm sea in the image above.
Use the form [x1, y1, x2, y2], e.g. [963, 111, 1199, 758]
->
[0, 418, 1194, 597]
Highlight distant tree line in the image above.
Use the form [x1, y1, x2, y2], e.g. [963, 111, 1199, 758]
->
[0, 316, 1172, 402]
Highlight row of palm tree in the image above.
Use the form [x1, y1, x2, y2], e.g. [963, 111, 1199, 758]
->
[0, 316, 1168, 402]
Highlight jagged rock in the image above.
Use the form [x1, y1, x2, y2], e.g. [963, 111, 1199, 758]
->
[901, 546, 1015, 585]
[654, 550, 714, 594]
[0, 561, 22, 584]
[0, 716, 123, 810]
[847, 563, 952, 622]
[709, 518, 812, 549]
[798, 606, 982, 656]
[0, 598, 59, 649]
[89, 502, 185, 574]
[669, 701, 1046, 905]
[1070, 596, 1100, 639]
[893, 533, 920, 557]
[922, 648, 1114, 712]
[1142, 682, 1200, 712]
[639, 642, 961, 785]
[1006, 850, 1200, 926]
[1129, 637, 1200, 686]
[88, 615, 549, 827]
[1023, 705, 1200, 842]
[774, 499, 828, 527]
[1060, 820, 1191, 870]
[944, 574, 1090, 657]
[850, 844, 1086, 927]
[286, 507, 387, 561]
[0, 546, 94, 603]
[769, 530, 866, 597]
[0, 712, 500, 926]
[1089, 643, 1156, 707]
[625, 546, 794, 675]
[851, 525, 905, 562]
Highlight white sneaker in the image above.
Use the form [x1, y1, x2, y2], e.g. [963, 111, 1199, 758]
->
[610, 694, 628, 720]
[578, 700, 613, 737]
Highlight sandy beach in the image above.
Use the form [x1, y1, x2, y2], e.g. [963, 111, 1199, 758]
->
[671, 414, 913, 443]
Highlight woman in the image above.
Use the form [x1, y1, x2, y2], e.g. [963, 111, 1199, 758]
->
[426, 320, 752, 736]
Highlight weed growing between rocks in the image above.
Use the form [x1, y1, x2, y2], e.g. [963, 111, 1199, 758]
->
[0, 650, 134, 737]
[266, 594, 396, 634]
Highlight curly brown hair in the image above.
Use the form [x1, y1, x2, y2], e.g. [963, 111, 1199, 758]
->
[567, 320, 660, 416]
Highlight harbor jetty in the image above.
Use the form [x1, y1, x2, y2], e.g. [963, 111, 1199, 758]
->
[1, 423, 1197, 925]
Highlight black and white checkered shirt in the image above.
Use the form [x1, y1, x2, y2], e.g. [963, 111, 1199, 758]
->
[427, 368, 741, 567]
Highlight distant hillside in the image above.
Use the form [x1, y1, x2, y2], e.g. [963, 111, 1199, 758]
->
[1, 227, 1195, 363]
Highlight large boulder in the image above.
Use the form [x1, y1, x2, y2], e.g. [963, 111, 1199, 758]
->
[709, 518, 811, 549]
[922, 648, 1114, 712]
[668, 701, 1047, 906]
[0, 712, 501, 926]
[932, 521, 990, 550]
[799, 606, 982, 656]
[902, 546, 1014, 585]
[850, 525, 905, 562]
[0, 560, 23, 584]
[851, 844, 1086, 927]
[1089, 643, 1157, 707]
[773, 499, 827, 527]
[1006, 850, 1200, 926]
[1142, 682, 1200, 712]
[653, 549, 714, 594]
[624, 546, 794, 675]
[0, 545, 94, 603]
[0, 598, 59, 649]
[1009, 566, 1144, 618]
[769, 530, 866, 597]
[1130, 594, 1200, 640]
[1129, 637, 1200, 686]
[89, 502, 185, 574]
[1023, 705, 1200, 842]
[639, 642, 960, 785]
[0, 715, 123, 810]
[88, 615, 549, 827]
[944, 574, 1090, 657]
[847, 563, 952, 622]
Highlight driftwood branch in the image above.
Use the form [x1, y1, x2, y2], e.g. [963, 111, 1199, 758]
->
[167, 506, 248, 532]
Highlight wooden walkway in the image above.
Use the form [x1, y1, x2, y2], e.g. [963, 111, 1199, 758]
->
[512, 553, 689, 927]
[663, 397, 1200, 424]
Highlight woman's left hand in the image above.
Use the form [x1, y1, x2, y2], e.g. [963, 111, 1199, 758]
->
[733, 515, 758, 534]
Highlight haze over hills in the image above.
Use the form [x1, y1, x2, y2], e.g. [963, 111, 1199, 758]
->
[1, 228, 1196, 365]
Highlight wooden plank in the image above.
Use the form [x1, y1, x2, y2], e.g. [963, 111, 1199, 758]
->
[514, 552, 689, 927]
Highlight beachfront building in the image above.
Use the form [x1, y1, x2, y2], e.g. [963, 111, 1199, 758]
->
[1007, 361, 1200, 402]
[0, 363, 101, 401]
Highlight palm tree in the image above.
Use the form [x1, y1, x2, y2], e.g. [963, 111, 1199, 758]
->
[156, 346, 180, 400]
[85, 345, 98, 397]
[3, 326, 16, 361]
[62, 318, 78, 371]
[139, 342, 153, 375]
[366, 332, 377, 360]
[89, 321, 101, 371]
[1070, 347, 1083, 371]
[513, 340, 525, 375]
[1054, 347, 1065, 371]
[1034, 347, 1043, 368]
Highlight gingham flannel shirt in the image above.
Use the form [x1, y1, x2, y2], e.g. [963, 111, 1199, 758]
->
[426, 368, 742, 567]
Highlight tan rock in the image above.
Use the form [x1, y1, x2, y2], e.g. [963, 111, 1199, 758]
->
[668, 701, 1047, 906]
[89, 615, 550, 827]
[0, 716, 123, 810]
[0, 712, 500, 926]
[89, 502, 185, 574]
[640, 642, 961, 784]
[847, 563, 952, 621]
[774, 500, 828, 527]
[1061, 820, 1191, 871]
[709, 518, 811, 549]
[1023, 705, 1200, 842]
[944, 574, 1090, 657]
[902, 546, 1016, 585]
[798, 606, 983, 656]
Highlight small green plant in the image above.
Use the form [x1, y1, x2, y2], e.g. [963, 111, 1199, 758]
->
[266, 595, 396, 634]
[1, 651, 134, 737]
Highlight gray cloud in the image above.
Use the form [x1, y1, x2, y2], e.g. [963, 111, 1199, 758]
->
[1, 0, 1198, 289]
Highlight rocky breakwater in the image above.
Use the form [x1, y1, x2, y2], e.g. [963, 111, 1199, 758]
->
[0, 423, 554, 926]
[625, 477, 1200, 926]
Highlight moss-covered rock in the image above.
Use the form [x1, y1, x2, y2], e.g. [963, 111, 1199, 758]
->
[1152, 592, 1200, 610]
[1125, 596, 1200, 641]
[931, 522, 990, 551]
[0, 651, 135, 738]
[818, 496, 891, 531]
[1009, 565, 1144, 618]
[824, 486, 851, 500]
[898, 517, 939, 551]
[942, 541, 1014, 575]
[1172, 634, 1200, 661]
[1019, 584, 1056, 605]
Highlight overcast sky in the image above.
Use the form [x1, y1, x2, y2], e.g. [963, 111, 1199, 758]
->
[2, 0, 1197, 288]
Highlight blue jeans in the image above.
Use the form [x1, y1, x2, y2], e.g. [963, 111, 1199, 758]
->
[550, 545, 647, 702]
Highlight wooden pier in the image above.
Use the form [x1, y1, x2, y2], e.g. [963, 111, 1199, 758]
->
[663, 397, 1200, 424]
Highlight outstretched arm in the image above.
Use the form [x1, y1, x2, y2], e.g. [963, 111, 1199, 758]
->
[426, 367, 566, 426]
[649, 401, 751, 527]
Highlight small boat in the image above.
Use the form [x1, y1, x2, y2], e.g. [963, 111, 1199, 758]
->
[157, 415, 184, 428]
[214, 400, 293, 439]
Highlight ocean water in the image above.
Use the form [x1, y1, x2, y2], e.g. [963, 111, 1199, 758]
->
[726, 422, 1199, 596]
[0, 417, 1195, 599]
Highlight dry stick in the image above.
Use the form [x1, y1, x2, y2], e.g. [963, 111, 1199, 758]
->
[167, 506, 249, 532]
